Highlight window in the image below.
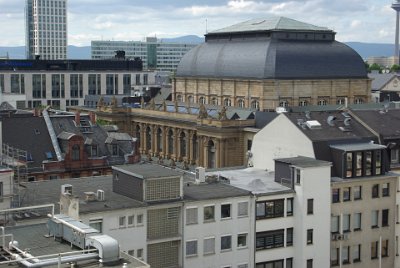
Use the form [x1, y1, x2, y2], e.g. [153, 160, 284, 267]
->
[307, 259, 313, 268]
[137, 248, 143, 259]
[186, 240, 198, 257]
[382, 209, 389, 227]
[372, 184, 379, 198]
[342, 214, 350, 232]
[128, 250, 134, 256]
[353, 186, 362, 200]
[295, 168, 301, 184]
[119, 216, 126, 227]
[286, 258, 293, 268]
[238, 99, 245, 108]
[238, 264, 248, 268]
[203, 237, 215, 255]
[382, 183, 390, 197]
[186, 207, 198, 224]
[256, 229, 284, 250]
[353, 244, 361, 262]
[71, 144, 80, 160]
[391, 148, 399, 163]
[224, 98, 232, 106]
[382, 239, 389, 257]
[371, 210, 379, 228]
[89, 219, 103, 233]
[307, 229, 313, 245]
[221, 204, 231, 219]
[287, 198, 293, 216]
[256, 199, 284, 219]
[331, 215, 339, 233]
[221, 235, 232, 251]
[307, 199, 313, 214]
[346, 152, 353, 177]
[204, 205, 215, 222]
[376, 150, 382, 174]
[128, 215, 134, 226]
[137, 214, 143, 225]
[332, 189, 340, 203]
[238, 202, 248, 217]
[354, 213, 361, 231]
[356, 152, 362, 176]
[286, 228, 293, 246]
[342, 246, 350, 264]
[343, 187, 351, 201]
[199, 96, 206, 104]
[256, 260, 284, 268]
[331, 248, 339, 266]
[371, 241, 378, 259]
[237, 233, 247, 248]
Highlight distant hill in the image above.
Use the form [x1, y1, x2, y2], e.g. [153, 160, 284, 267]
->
[0, 39, 396, 60]
[161, 35, 204, 44]
[0, 45, 90, 59]
[345, 42, 394, 59]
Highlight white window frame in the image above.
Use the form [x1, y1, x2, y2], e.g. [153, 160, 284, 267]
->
[119, 216, 126, 228]
[128, 215, 135, 227]
[237, 233, 248, 248]
[203, 236, 215, 255]
[221, 234, 232, 251]
[237, 201, 248, 217]
[185, 239, 198, 257]
[137, 214, 144, 226]
[221, 203, 232, 220]
[186, 206, 198, 225]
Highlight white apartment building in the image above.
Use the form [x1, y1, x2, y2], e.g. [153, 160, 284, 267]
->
[0, 59, 155, 110]
[25, 0, 67, 60]
[91, 37, 199, 72]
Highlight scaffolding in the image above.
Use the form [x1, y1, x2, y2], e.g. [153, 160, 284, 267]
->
[0, 143, 28, 208]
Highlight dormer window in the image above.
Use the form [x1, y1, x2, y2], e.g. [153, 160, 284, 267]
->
[72, 145, 80, 160]
[91, 145, 98, 157]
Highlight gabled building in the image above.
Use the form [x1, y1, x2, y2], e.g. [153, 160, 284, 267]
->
[251, 110, 398, 268]
[1, 109, 139, 181]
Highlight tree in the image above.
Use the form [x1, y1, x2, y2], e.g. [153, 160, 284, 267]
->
[391, 64, 400, 73]
[368, 63, 382, 73]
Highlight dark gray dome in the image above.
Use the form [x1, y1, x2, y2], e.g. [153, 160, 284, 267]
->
[176, 39, 367, 80]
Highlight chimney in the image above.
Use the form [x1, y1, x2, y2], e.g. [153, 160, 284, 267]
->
[89, 112, 96, 125]
[75, 111, 80, 126]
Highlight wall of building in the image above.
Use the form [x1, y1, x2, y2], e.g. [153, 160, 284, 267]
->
[251, 114, 315, 170]
[174, 78, 372, 110]
[0, 71, 156, 110]
[183, 196, 254, 268]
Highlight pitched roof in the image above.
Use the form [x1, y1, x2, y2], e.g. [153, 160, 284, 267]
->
[209, 17, 331, 34]
[368, 73, 397, 91]
[351, 109, 400, 139]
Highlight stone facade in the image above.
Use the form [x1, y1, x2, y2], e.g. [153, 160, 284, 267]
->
[77, 105, 255, 169]
[173, 78, 372, 111]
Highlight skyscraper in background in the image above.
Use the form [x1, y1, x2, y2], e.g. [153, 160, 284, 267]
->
[25, 0, 67, 60]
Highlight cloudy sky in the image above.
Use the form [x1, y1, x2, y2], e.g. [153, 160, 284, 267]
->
[0, 0, 396, 46]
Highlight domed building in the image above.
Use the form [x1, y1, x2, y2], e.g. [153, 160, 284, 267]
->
[174, 17, 370, 110]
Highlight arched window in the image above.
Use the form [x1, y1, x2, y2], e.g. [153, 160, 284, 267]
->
[279, 100, 288, 107]
[135, 125, 141, 146]
[146, 127, 152, 151]
[299, 100, 308, 106]
[224, 98, 231, 106]
[238, 99, 245, 108]
[157, 128, 163, 152]
[337, 98, 345, 105]
[211, 97, 218, 105]
[318, 99, 328, 106]
[354, 98, 364, 104]
[208, 140, 216, 168]
[72, 145, 80, 160]
[188, 95, 194, 103]
[176, 95, 183, 102]
[168, 129, 174, 155]
[180, 132, 186, 157]
[192, 134, 198, 160]
[199, 96, 206, 104]
[251, 100, 259, 110]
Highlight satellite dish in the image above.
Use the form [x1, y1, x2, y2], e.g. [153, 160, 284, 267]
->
[344, 118, 351, 126]
[327, 115, 336, 126]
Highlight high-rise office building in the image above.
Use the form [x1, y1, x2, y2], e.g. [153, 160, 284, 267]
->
[25, 0, 68, 60]
[91, 37, 199, 72]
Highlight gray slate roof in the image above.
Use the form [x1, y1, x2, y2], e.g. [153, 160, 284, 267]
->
[209, 17, 331, 34]
[368, 73, 397, 91]
[1, 116, 56, 168]
[177, 39, 367, 80]
[351, 109, 400, 139]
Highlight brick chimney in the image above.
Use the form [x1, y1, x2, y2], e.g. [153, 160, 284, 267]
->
[89, 112, 96, 125]
[75, 111, 80, 126]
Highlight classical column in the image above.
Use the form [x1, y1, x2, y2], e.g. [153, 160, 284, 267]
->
[152, 125, 157, 156]
[140, 123, 146, 154]
[215, 139, 221, 168]
[185, 130, 190, 162]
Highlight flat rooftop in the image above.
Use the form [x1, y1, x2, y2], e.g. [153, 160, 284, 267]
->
[206, 167, 293, 195]
[2, 223, 148, 268]
[113, 164, 183, 179]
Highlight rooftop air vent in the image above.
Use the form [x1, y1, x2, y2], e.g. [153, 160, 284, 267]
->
[84, 192, 97, 202]
[305, 120, 321, 129]
[97, 190, 105, 201]
[195, 167, 206, 184]
[327, 115, 336, 126]
[61, 184, 73, 195]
